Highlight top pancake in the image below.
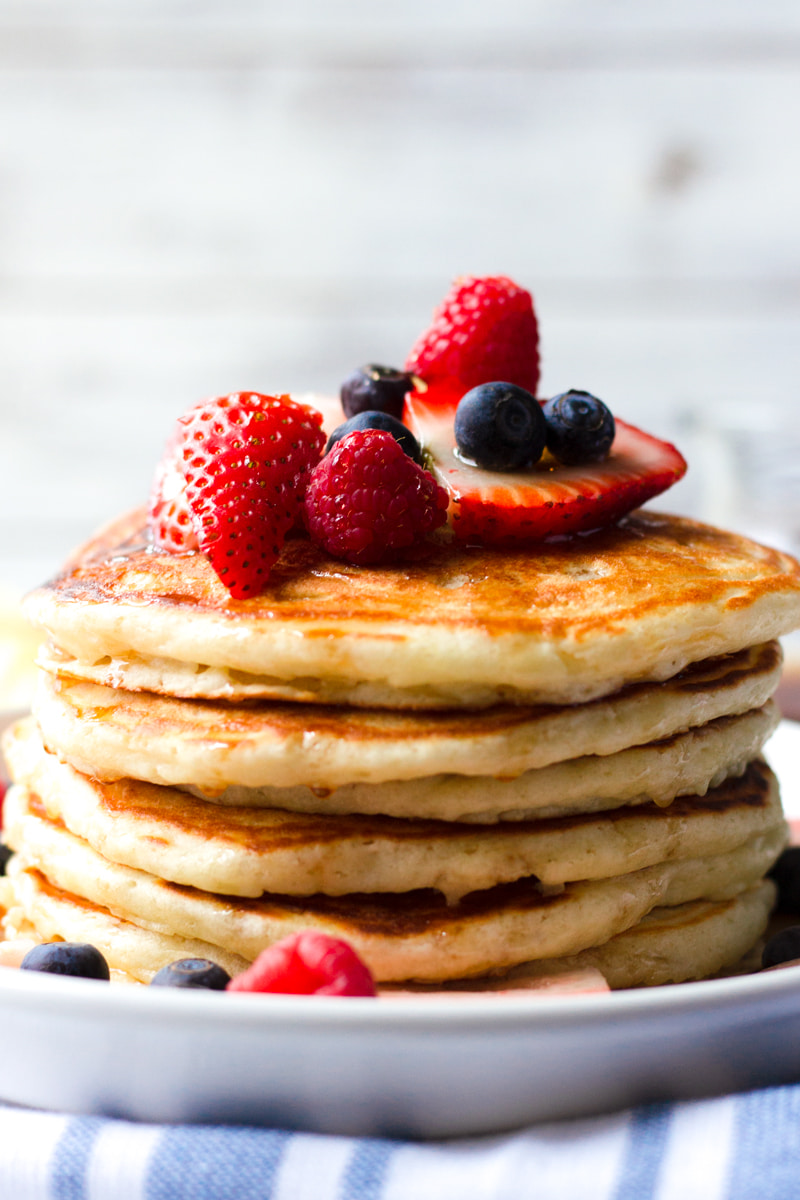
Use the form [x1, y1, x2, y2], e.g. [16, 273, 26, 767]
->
[26, 507, 800, 709]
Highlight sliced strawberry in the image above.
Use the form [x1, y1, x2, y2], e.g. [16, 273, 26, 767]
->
[404, 391, 687, 542]
[150, 393, 324, 597]
[405, 275, 539, 402]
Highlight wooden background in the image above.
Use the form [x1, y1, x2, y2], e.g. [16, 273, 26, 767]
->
[1, 0, 799, 593]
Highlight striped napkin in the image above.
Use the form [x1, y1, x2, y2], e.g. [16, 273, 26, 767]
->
[0, 1085, 798, 1200]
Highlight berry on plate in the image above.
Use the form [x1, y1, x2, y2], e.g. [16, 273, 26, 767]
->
[304, 428, 449, 565]
[227, 931, 377, 997]
[405, 275, 539, 402]
[20, 942, 110, 981]
[454, 382, 547, 471]
[150, 958, 231, 990]
[405, 391, 687, 543]
[340, 364, 414, 420]
[148, 393, 325, 598]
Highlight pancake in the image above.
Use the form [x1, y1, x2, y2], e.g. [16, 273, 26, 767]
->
[31, 642, 782, 791]
[388, 883, 776, 992]
[2, 734, 786, 901]
[2, 826, 782, 984]
[3, 861, 251, 982]
[545, 883, 777, 988]
[191, 707, 780, 822]
[20, 694, 782, 825]
[26, 509, 800, 709]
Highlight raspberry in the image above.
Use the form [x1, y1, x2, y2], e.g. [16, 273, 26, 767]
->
[404, 275, 539, 402]
[304, 429, 449, 565]
[227, 931, 377, 997]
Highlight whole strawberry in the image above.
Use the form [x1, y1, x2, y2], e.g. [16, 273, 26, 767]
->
[149, 393, 325, 598]
[405, 275, 539, 401]
[304, 429, 449, 565]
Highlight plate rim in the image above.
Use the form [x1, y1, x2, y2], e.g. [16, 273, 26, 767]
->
[1, 951, 799, 1033]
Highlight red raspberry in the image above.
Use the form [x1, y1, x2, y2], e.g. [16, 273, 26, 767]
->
[404, 275, 539, 402]
[227, 931, 377, 997]
[304, 430, 449, 565]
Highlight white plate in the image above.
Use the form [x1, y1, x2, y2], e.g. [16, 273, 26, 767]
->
[0, 722, 798, 1139]
[3, 959, 800, 1137]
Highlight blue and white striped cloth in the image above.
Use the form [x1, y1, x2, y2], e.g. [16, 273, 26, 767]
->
[1, 1086, 799, 1200]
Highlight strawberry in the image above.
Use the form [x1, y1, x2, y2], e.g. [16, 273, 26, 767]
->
[404, 275, 539, 402]
[404, 391, 687, 542]
[149, 393, 325, 598]
[148, 433, 200, 554]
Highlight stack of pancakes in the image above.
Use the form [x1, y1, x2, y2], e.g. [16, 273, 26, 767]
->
[3, 505, 800, 989]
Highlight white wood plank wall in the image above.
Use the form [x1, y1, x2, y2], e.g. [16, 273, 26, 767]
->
[0, 0, 799, 591]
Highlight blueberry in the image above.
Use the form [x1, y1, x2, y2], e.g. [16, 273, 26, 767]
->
[542, 390, 615, 466]
[762, 926, 800, 970]
[454, 382, 546, 472]
[340, 365, 414, 421]
[150, 958, 231, 990]
[325, 411, 424, 466]
[768, 847, 800, 913]
[21, 942, 110, 980]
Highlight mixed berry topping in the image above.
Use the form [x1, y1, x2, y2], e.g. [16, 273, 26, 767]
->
[227, 931, 377, 997]
[146, 273, 687, 584]
[20, 942, 111, 981]
[325, 410, 424, 465]
[454, 382, 546, 471]
[304, 429, 448, 565]
[340, 364, 414, 420]
[543, 390, 616, 466]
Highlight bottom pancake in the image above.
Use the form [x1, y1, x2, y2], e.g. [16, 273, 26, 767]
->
[550, 882, 776, 988]
[2, 798, 785, 983]
[2, 860, 774, 991]
[383, 882, 776, 992]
